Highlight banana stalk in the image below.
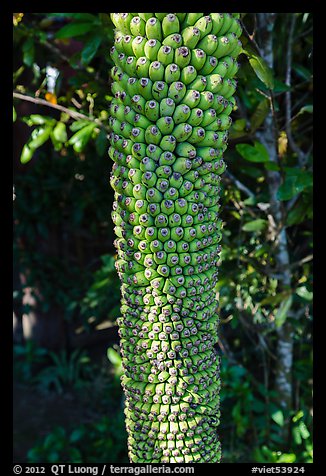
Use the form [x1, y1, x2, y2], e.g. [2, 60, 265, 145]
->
[109, 12, 241, 463]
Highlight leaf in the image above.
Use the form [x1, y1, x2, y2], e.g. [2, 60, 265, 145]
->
[68, 123, 96, 152]
[242, 196, 256, 206]
[293, 425, 302, 445]
[236, 141, 269, 163]
[21, 126, 53, 162]
[230, 119, 248, 140]
[250, 99, 269, 133]
[286, 200, 309, 226]
[278, 131, 288, 157]
[294, 172, 313, 190]
[52, 122, 67, 143]
[107, 348, 123, 376]
[275, 295, 293, 327]
[242, 219, 267, 232]
[28, 126, 52, 150]
[81, 35, 102, 65]
[13, 106, 17, 122]
[298, 105, 313, 115]
[277, 453, 296, 463]
[299, 421, 310, 439]
[22, 37, 35, 67]
[271, 409, 284, 427]
[277, 176, 298, 201]
[233, 119, 247, 131]
[55, 22, 95, 39]
[69, 427, 85, 443]
[260, 291, 292, 307]
[264, 162, 280, 171]
[278, 172, 313, 201]
[107, 348, 121, 367]
[292, 410, 304, 423]
[293, 63, 312, 81]
[95, 128, 108, 157]
[22, 114, 55, 126]
[272, 80, 292, 93]
[50, 132, 63, 152]
[242, 45, 274, 89]
[70, 120, 91, 132]
[296, 286, 313, 301]
[20, 145, 34, 164]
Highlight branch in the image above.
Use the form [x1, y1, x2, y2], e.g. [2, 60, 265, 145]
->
[13, 92, 110, 132]
[285, 14, 308, 166]
[224, 170, 255, 198]
[241, 16, 262, 55]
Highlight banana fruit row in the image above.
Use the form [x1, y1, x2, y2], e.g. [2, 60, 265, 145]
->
[108, 12, 242, 463]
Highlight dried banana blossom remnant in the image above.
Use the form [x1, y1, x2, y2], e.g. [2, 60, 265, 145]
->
[109, 12, 241, 463]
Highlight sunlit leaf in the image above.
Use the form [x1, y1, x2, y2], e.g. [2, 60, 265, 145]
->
[278, 131, 288, 157]
[242, 45, 274, 89]
[28, 126, 52, 150]
[52, 122, 67, 143]
[271, 409, 284, 427]
[68, 123, 96, 152]
[277, 453, 296, 463]
[296, 286, 313, 301]
[13, 13, 24, 26]
[20, 144, 34, 164]
[236, 141, 269, 163]
[299, 421, 310, 439]
[22, 114, 55, 126]
[70, 120, 91, 132]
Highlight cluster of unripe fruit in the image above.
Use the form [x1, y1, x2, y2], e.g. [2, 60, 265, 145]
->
[109, 12, 242, 463]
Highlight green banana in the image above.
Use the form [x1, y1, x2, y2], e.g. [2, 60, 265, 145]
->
[109, 12, 241, 463]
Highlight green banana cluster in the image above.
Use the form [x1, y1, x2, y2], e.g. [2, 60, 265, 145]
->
[109, 12, 241, 463]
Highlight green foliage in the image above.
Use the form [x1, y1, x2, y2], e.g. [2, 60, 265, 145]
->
[27, 415, 128, 463]
[236, 142, 270, 163]
[13, 147, 117, 331]
[107, 346, 123, 377]
[220, 357, 313, 463]
[14, 341, 48, 382]
[35, 349, 94, 394]
[242, 43, 275, 89]
[79, 255, 121, 331]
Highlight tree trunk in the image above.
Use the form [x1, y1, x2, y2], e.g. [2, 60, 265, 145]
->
[257, 13, 293, 440]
